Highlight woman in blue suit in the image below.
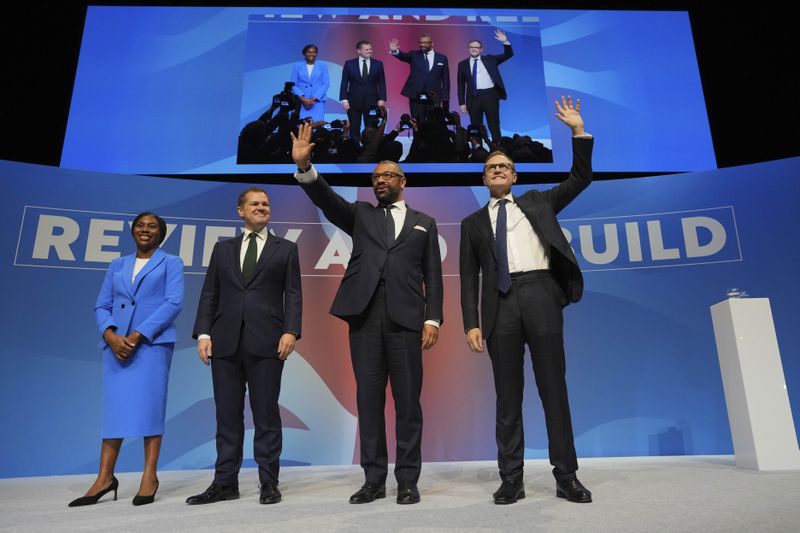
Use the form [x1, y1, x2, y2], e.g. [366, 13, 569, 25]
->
[290, 43, 330, 123]
[69, 212, 184, 507]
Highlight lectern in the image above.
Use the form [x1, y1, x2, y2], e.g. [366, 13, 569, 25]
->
[710, 298, 800, 470]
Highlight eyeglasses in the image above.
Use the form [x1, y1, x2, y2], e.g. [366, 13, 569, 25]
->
[371, 171, 404, 182]
[484, 162, 513, 172]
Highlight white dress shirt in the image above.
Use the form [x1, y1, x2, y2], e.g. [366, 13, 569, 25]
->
[131, 257, 150, 283]
[240, 226, 269, 269]
[472, 57, 494, 90]
[488, 193, 550, 272]
[197, 226, 269, 341]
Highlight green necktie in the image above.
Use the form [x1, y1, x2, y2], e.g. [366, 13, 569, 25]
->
[242, 232, 258, 283]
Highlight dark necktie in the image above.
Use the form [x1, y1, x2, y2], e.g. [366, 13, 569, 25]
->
[424, 52, 430, 71]
[242, 232, 258, 283]
[383, 204, 396, 246]
[472, 58, 479, 96]
[361, 59, 368, 80]
[496, 199, 511, 294]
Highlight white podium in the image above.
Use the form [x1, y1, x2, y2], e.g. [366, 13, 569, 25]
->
[710, 297, 800, 470]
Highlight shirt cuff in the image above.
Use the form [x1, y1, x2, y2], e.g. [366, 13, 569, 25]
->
[197, 334, 211, 341]
[294, 164, 319, 184]
[573, 133, 593, 138]
[424, 320, 440, 328]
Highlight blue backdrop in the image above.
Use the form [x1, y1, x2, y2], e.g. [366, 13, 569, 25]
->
[60, 6, 714, 175]
[1, 156, 798, 478]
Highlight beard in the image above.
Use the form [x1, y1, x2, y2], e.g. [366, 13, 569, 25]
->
[373, 184, 400, 205]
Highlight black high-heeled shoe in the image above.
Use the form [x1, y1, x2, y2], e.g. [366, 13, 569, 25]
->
[132, 479, 159, 506]
[68, 476, 119, 507]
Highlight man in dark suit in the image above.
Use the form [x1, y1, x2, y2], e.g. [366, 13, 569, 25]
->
[187, 187, 302, 505]
[340, 40, 387, 142]
[290, 123, 443, 505]
[457, 29, 514, 143]
[389, 33, 449, 123]
[460, 96, 593, 505]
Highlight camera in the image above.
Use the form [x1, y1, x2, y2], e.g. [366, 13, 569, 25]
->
[329, 119, 344, 132]
[273, 81, 298, 109]
[399, 113, 412, 131]
[364, 105, 381, 128]
[467, 124, 481, 137]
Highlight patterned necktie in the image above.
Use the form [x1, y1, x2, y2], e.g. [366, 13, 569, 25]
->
[472, 58, 479, 96]
[383, 205, 396, 246]
[242, 232, 258, 283]
[496, 199, 511, 294]
[361, 59, 368, 80]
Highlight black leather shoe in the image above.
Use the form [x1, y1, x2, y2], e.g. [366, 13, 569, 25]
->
[396, 481, 420, 504]
[493, 479, 525, 505]
[556, 478, 592, 503]
[68, 476, 119, 507]
[259, 481, 281, 504]
[132, 479, 159, 506]
[185, 483, 240, 505]
[349, 482, 386, 504]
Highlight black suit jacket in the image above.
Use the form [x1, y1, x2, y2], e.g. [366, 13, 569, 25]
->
[193, 233, 302, 358]
[460, 137, 593, 339]
[456, 44, 514, 106]
[339, 57, 387, 108]
[392, 50, 450, 102]
[301, 175, 443, 332]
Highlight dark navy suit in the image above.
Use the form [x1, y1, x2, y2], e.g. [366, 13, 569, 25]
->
[391, 49, 450, 121]
[193, 232, 302, 487]
[300, 172, 443, 485]
[339, 57, 387, 140]
[457, 43, 514, 142]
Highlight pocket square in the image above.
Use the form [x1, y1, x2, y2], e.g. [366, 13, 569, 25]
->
[436, 62, 444, 66]
[413, 225, 427, 232]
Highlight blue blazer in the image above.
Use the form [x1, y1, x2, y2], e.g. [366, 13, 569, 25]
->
[290, 61, 330, 103]
[95, 248, 185, 348]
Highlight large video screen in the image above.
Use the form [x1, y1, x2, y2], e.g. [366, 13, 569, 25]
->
[61, 6, 715, 175]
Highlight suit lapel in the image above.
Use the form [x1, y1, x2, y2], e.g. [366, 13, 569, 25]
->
[246, 233, 281, 286]
[132, 248, 166, 294]
[391, 208, 418, 249]
[372, 205, 389, 249]
[231, 234, 246, 287]
[121, 254, 136, 297]
[516, 195, 546, 239]
[477, 205, 496, 258]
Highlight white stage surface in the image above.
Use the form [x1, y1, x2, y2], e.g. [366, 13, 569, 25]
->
[2, 457, 798, 532]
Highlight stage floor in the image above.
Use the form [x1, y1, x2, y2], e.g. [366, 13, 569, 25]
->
[2, 456, 798, 532]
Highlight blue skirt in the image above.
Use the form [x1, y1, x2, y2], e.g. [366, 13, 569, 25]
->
[102, 343, 174, 438]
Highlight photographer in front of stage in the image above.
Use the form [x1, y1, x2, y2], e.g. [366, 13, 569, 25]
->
[291, 44, 330, 124]
[389, 33, 450, 123]
[459, 95, 593, 505]
[290, 122, 443, 505]
[457, 29, 513, 145]
[340, 40, 387, 142]
[69, 212, 184, 508]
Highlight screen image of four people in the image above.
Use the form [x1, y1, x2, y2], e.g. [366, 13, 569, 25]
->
[71, 96, 590, 509]
[237, 30, 553, 165]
